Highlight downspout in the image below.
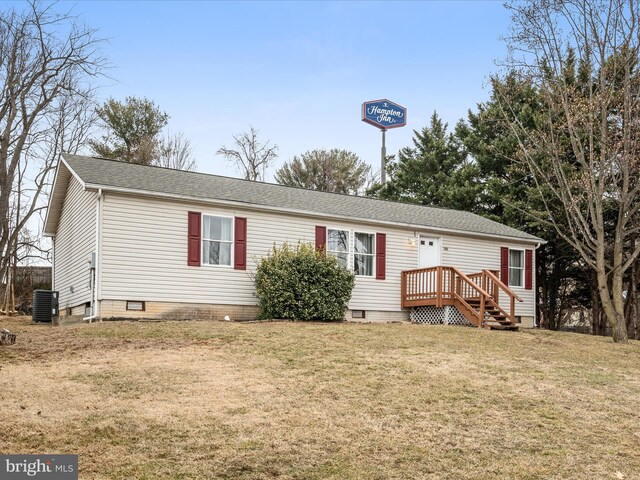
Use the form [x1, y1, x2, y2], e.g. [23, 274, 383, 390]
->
[83, 188, 102, 322]
[533, 242, 541, 327]
[51, 237, 55, 291]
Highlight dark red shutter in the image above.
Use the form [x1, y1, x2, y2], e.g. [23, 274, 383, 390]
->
[234, 217, 247, 270]
[500, 247, 509, 283]
[525, 249, 533, 290]
[376, 233, 386, 280]
[187, 211, 201, 266]
[315, 226, 326, 253]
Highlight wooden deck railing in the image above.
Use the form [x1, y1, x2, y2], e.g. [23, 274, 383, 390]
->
[481, 269, 522, 323]
[401, 265, 523, 326]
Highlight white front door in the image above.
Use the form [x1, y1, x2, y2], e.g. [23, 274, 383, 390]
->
[419, 236, 440, 268]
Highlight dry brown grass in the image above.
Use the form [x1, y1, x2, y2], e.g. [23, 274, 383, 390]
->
[1, 316, 639, 479]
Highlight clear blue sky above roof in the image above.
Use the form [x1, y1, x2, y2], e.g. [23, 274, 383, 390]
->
[51, 1, 511, 179]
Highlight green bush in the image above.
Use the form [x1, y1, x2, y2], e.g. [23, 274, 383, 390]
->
[255, 242, 355, 321]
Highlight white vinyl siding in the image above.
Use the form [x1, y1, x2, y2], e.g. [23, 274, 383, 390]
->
[96, 192, 537, 317]
[53, 176, 96, 309]
[99, 194, 413, 311]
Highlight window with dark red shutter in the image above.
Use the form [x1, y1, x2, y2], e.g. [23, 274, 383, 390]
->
[525, 249, 533, 290]
[500, 246, 509, 283]
[234, 217, 247, 270]
[376, 233, 386, 280]
[315, 226, 326, 253]
[187, 212, 201, 266]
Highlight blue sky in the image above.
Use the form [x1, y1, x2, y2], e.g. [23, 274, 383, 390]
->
[58, 1, 511, 179]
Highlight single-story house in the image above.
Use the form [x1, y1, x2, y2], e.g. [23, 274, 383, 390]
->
[44, 154, 545, 328]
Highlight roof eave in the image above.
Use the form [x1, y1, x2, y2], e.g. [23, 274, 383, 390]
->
[43, 155, 88, 237]
[42, 161, 64, 237]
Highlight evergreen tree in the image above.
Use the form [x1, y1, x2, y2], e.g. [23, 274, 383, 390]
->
[275, 149, 371, 195]
[90, 96, 169, 165]
[371, 112, 482, 213]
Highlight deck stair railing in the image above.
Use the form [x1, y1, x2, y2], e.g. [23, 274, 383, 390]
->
[401, 266, 523, 330]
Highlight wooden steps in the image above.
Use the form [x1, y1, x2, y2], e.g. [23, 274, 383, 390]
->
[483, 320, 520, 330]
[402, 266, 523, 331]
[465, 298, 519, 330]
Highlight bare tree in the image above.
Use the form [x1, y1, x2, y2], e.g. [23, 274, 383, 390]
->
[0, 2, 104, 305]
[155, 132, 197, 171]
[498, 0, 640, 342]
[217, 126, 278, 181]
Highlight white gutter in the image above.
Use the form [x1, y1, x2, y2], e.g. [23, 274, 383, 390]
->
[81, 182, 547, 246]
[83, 188, 102, 323]
[51, 237, 55, 291]
[533, 242, 542, 327]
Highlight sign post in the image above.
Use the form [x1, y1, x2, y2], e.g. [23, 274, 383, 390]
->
[381, 129, 386, 184]
[361, 99, 407, 185]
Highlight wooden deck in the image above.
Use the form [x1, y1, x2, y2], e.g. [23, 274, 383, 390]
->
[401, 266, 523, 329]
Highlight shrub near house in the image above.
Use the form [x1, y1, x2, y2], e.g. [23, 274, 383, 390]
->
[255, 243, 355, 321]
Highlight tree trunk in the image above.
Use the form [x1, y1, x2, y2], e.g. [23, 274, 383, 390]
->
[539, 275, 550, 329]
[590, 276, 603, 335]
[632, 295, 640, 340]
[536, 250, 564, 330]
[613, 312, 628, 343]
[624, 257, 639, 340]
[597, 268, 628, 343]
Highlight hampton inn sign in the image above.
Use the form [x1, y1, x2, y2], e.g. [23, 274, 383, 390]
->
[361, 99, 407, 130]
[361, 98, 407, 184]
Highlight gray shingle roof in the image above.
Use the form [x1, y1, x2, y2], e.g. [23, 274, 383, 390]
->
[62, 153, 543, 243]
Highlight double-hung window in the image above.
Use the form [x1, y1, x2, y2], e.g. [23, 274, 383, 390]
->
[327, 229, 376, 276]
[327, 228, 349, 268]
[202, 215, 233, 266]
[354, 232, 375, 277]
[508, 249, 524, 287]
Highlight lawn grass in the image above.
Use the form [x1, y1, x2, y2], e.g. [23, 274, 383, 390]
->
[1, 317, 639, 479]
